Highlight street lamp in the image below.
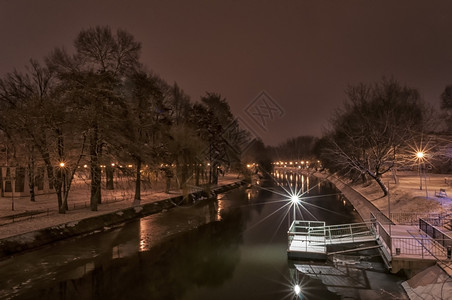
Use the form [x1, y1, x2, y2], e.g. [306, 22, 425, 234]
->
[294, 284, 301, 296]
[290, 195, 300, 224]
[59, 162, 67, 199]
[291, 195, 300, 204]
[416, 151, 424, 190]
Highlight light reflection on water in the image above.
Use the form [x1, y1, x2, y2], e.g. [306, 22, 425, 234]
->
[216, 197, 224, 221]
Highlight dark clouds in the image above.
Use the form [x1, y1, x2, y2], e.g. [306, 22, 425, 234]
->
[1, 0, 451, 145]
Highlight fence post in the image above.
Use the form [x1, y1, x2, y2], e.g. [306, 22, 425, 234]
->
[389, 230, 392, 254]
[421, 239, 424, 259]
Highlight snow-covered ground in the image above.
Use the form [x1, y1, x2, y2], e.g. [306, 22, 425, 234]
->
[351, 171, 452, 217]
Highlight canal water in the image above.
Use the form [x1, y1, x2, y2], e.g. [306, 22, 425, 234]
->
[0, 173, 408, 299]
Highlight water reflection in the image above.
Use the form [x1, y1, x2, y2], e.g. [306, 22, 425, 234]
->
[288, 256, 407, 299]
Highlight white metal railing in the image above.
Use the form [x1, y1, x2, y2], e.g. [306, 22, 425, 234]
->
[288, 218, 452, 263]
[288, 220, 326, 248]
[288, 221, 377, 247]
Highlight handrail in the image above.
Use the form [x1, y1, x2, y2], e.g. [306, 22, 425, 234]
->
[419, 218, 452, 250]
[288, 221, 377, 243]
[288, 217, 452, 263]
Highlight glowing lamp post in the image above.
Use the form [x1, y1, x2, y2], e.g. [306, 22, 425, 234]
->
[59, 162, 67, 199]
[416, 151, 424, 190]
[290, 195, 300, 223]
[294, 284, 301, 296]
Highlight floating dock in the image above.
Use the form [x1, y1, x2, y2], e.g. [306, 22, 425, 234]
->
[287, 220, 378, 260]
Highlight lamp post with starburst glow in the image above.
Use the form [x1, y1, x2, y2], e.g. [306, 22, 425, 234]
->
[416, 151, 425, 190]
[290, 194, 300, 223]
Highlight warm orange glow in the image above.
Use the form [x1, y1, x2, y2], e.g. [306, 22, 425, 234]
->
[59, 162, 65, 167]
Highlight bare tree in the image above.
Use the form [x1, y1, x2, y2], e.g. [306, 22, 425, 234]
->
[440, 85, 452, 132]
[0, 59, 88, 212]
[48, 26, 141, 211]
[107, 69, 170, 204]
[0, 61, 56, 203]
[321, 78, 425, 196]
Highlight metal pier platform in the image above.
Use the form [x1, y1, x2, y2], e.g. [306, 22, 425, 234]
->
[287, 220, 378, 260]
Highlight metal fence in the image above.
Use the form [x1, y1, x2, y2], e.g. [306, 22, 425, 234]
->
[377, 221, 392, 253]
[391, 236, 450, 259]
[0, 209, 49, 226]
[370, 212, 452, 261]
[419, 218, 452, 250]
[288, 220, 376, 246]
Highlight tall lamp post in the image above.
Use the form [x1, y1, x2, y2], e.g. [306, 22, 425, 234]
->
[59, 162, 66, 199]
[290, 195, 300, 224]
[416, 151, 428, 198]
[416, 151, 424, 190]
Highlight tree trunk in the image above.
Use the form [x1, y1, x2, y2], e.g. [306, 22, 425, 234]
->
[106, 165, 114, 190]
[133, 158, 141, 205]
[56, 167, 65, 213]
[392, 167, 399, 184]
[56, 128, 66, 213]
[90, 126, 100, 211]
[212, 162, 219, 185]
[367, 170, 388, 196]
[27, 157, 35, 202]
[61, 169, 71, 213]
[61, 169, 69, 212]
[41, 153, 64, 212]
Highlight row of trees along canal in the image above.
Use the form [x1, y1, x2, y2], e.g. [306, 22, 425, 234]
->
[0, 26, 258, 213]
[271, 78, 452, 198]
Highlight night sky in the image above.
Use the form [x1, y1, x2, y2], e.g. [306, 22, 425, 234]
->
[1, 0, 451, 145]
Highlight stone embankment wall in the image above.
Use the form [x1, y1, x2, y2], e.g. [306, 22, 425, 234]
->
[0, 181, 246, 258]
